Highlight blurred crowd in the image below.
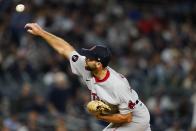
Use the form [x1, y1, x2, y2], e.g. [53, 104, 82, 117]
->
[0, 0, 196, 131]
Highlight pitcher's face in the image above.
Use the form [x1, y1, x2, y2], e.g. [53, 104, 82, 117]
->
[85, 58, 99, 71]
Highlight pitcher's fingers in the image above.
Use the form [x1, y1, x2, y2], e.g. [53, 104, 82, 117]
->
[25, 23, 34, 29]
[25, 23, 30, 28]
[27, 29, 34, 34]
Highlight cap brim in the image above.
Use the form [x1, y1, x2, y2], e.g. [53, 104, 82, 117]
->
[80, 48, 95, 59]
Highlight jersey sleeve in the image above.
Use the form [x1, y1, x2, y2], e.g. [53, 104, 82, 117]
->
[118, 89, 139, 114]
[68, 51, 90, 78]
[118, 92, 132, 114]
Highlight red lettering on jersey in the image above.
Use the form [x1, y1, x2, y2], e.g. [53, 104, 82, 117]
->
[91, 93, 100, 100]
[128, 100, 136, 109]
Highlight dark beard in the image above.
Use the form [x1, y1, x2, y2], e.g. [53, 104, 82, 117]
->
[85, 65, 95, 71]
[85, 66, 93, 71]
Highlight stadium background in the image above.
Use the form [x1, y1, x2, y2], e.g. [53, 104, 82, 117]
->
[0, 0, 195, 130]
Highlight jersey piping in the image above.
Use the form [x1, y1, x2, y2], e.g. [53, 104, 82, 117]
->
[94, 69, 110, 83]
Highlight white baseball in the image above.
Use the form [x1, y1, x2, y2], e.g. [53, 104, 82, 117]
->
[16, 4, 25, 12]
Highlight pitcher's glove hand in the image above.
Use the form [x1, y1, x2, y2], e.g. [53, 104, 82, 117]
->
[86, 100, 111, 115]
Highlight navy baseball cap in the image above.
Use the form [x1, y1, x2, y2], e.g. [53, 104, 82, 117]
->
[80, 45, 111, 67]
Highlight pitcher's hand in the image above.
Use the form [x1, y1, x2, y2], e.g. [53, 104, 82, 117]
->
[25, 23, 44, 36]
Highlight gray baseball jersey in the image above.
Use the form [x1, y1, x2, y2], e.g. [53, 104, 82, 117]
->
[69, 51, 151, 131]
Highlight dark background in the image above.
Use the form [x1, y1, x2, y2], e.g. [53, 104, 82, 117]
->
[0, 0, 195, 131]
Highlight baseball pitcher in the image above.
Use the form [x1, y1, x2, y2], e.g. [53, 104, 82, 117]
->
[25, 23, 151, 131]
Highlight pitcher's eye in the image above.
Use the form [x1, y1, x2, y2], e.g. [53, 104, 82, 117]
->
[86, 58, 92, 61]
[85, 58, 89, 61]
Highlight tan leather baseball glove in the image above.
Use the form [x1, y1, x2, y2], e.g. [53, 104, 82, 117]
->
[86, 100, 119, 115]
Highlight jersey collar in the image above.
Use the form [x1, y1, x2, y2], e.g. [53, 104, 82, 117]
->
[94, 70, 110, 83]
